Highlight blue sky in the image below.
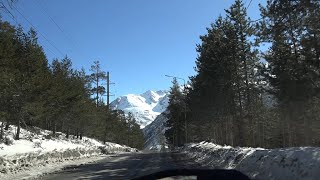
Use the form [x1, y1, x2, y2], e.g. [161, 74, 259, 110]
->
[2, 0, 265, 99]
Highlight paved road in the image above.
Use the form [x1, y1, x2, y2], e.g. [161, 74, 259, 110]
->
[40, 152, 200, 180]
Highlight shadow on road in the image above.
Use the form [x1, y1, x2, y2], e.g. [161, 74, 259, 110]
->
[41, 152, 199, 180]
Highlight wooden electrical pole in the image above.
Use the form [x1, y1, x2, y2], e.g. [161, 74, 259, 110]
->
[106, 71, 115, 109]
[107, 71, 110, 108]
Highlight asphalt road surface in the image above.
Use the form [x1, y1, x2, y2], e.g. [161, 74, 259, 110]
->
[39, 152, 200, 180]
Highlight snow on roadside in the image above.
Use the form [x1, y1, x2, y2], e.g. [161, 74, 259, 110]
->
[182, 141, 320, 180]
[1, 154, 107, 180]
[0, 125, 137, 179]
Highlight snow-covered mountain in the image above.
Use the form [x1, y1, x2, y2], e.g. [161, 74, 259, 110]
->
[143, 111, 168, 150]
[110, 90, 169, 128]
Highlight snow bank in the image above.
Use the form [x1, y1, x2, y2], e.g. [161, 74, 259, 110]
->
[182, 142, 320, 180]
[0, 125, 137, 178]
[4, 155, 106, 180]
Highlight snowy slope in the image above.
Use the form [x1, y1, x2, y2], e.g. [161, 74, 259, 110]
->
[182, 142, 320, 180]
[143, 111, 168, 150]
[0, 125, 136, 179]
[110, 90, 170, 150]
[110, 90, 169, 128]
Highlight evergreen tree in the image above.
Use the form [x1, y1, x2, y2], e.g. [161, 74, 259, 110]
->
[259, 0, 320, 147]
[0, 20, 17, 135]
[89, 60, 107, 107]
[187, 0, 261, 146]
[165, 78, 185, 147]
[226, 0, 260, 146]
[0, 19, 145, 149]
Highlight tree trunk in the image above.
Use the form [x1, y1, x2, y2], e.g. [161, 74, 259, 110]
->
[60, 119, 64, 134]
[251, 118, 255, 147]
[76, 128, 79, 139]
[282, 119, 286, 148]
[53, 121, 56, 135]
[230, 117, 234, 146]
[15, 119, 21, 140]
[288, 122, 291, 147]
[96, 68, 99, 107]
[103, 129, 107, 144]
[5, 120, 9, 130]
[173, 133, 175, 147]
[66, 127, 69, 139]
[237, 86, 244, 146]
[0, 121, 4, 140]
[225, 120, 228, 144]
[22, 118, 28, 130]
[47, 118, 51, 131]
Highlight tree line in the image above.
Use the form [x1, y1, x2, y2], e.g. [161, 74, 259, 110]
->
[0, 19, 144, 149]
[166, 0, 320, 148]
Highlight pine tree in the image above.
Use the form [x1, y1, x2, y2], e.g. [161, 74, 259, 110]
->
[0, 19, 145, 148]
[188, 16, 234, 143]
[0, 20, 17, 135]
[187, 0, 261, 146]
[226, 0, 260, 146]
[126, 112, 144, 149]
[165, 78, 185, 147]
[89, 61, 107, 107]
[46, 57, 74, 135]
[259, 0, 320, 147]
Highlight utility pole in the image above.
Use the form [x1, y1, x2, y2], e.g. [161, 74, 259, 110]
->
[103, 71, 115, 144]
[106, 71, 115, 109]
[107, 71, 110, 108]
[96, 67, 99, 107]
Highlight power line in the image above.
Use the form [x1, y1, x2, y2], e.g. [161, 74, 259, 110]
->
[1, 3, 58, 57]
[0, 0, 15, 19]
[247, 0, 253, 9]
[34, 0, 81, 52]
[250, 17, 263, 23]
[11, 4, 65, 57]
[2, 4, 18, 24]
[246, 0, 264, 23]
[35, 0, 64, 32]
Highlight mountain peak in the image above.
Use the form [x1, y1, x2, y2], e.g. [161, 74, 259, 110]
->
[141, 90, 159, 104]
[110, 90, 169, 128]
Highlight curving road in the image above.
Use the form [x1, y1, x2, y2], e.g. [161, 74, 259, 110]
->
[39, 152, 200, 180]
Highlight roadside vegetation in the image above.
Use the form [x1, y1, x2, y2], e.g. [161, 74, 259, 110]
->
[0, 14, 144, 149]
[166, 0, 320, 148]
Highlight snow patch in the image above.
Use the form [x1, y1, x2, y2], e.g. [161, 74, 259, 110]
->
[0, 125, 137, 179]
[183, 142, 320, 180]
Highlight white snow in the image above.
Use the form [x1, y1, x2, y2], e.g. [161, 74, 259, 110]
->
[110, 90, 169, 128]
[110, 90, 170, 150]
[1, 154, 107, 180]
[0, 125, 137, 179]
[182, 141, 320, 180]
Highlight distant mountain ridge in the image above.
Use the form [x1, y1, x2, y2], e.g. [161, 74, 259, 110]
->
[143, 111, 168, 150]
[110, 90, 169, 128]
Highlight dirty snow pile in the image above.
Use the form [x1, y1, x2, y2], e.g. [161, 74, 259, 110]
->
[183, 141, 320, 180]
[0, 125, 137, 179]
